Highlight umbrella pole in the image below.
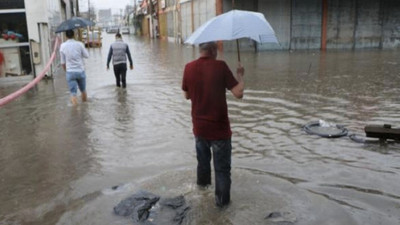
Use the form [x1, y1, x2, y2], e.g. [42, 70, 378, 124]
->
[236, 39, 241, 63]
[233, 0, 239, 63]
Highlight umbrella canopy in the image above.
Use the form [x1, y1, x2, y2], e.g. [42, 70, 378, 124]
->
[185, 10, 278, 45]
[55, 17, 95, 33]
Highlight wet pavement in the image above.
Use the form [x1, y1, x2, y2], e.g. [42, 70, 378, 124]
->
[1, 33, 400, 225]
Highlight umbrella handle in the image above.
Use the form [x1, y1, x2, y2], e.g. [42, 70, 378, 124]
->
[236, 39, 241, 63]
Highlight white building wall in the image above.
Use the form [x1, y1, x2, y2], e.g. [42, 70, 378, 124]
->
[25, 0, 49, 42]
[180, 0, 216, 43]
[25, 0, 72, 76]
[180, 1, 191, 42]
[194, 0, 215, 28]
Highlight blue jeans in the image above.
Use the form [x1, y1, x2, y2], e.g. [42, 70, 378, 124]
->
[66, 71, 86, 96]
[195, 137, 232, 207]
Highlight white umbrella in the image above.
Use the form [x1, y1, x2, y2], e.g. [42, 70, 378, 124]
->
[185, 10, 279, 62]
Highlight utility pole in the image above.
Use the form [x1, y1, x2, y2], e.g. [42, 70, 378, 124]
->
[88, 0, 90, 20]
[133, 0, 137, 34]
[148, 0, 154, 38]
[76, 0, 80, 16]
[216, 0, 223, 51]
[134, 0, 137, 15]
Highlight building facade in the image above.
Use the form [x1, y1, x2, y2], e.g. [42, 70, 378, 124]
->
[0, 0, 31, 78]
[137, 0, 158, 38]
[98, 9, 112, 28]
[0, 0, 78, 79]
[136, 0, 400, 51]
[158, 0, 181, 42]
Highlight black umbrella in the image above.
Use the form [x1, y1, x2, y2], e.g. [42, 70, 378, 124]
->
[55, 17, 95, 33]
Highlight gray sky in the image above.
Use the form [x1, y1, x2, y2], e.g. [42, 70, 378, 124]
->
[80, 0, 133, 11]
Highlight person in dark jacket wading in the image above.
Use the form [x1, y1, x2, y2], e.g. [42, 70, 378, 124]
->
[107, 33, 133, 88]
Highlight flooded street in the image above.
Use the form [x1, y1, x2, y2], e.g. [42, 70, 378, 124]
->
[1, 33, 400, 225]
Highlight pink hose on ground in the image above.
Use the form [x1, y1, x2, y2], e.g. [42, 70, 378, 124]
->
[0, 36, 61, 108]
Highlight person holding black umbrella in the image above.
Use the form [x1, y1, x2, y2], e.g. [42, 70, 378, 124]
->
[59, 29, 89, 106]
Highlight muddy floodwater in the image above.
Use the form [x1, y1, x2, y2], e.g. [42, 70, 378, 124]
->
[1, 34, 400, 225]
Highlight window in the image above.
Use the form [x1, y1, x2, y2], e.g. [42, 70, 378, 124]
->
[0, 6, 31, 77]
[0, 0, 24, 10]
[0, 13, 29, 46]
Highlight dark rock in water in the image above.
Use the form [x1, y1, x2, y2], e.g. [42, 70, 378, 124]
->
[173, 205, 190, 224]
[155, 196, 190, 225]
[132, 195, 160, 222]
[159, 195, 186, 209]
[265, 211, 297, 225]
[114, 191, 160, 218]
[114, 191, 190, 225]
[265, 212, 282, 219]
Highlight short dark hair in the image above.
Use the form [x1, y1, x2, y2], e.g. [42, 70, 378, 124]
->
[116, 33, 121, 38]
[65, 30, 74, 38]
[199, 42, 217, 52]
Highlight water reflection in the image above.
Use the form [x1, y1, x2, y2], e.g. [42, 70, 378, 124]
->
[0, 84, 94, 224]
[0, 34, 400, 225]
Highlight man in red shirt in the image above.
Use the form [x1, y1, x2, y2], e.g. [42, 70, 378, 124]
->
[182, 42, 244, 207]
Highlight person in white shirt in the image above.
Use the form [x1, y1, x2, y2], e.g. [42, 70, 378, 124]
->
[60, 29, 89, 106]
